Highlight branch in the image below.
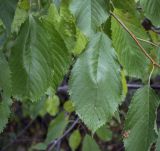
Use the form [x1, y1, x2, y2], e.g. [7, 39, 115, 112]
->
[110, 12, 160, 68]
[127, 84, 160, 89]
[47, 118, 79, 151]
[137, 37, 159, 47]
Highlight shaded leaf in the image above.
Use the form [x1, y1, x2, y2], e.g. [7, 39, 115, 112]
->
[10, 16, 52, 101]
[45, 112, 68, 144]
[0, 99, 11, 133]
[124, 86, 159, 151]
[112, 0, 136, 13]
[0, 0, 18, 33]
[22, 96, 47, 119]
[63, 100, 75, 113]
[10, 15, 70, 101]
[69, 130, 82, 150]
[0, 51, 11, 96]
[156, 131, 160, 151]
[43, 20, 71, 89]
[82, 135, 100, 151]
[30, 143, 47, 151]
[140, 0, 160, 26]
[96, 125, 112, 141]
[11, 7, 28, 34]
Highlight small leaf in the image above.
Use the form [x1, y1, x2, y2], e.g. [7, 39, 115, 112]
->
[23, 96, 47, 119]
[96, 125, 112, 141]
[82, 135, 100, 151]
[11, 7, 28, 34]
[121, 70, 128, 99]
[45, 95, 60, 116]
[43, 20, 71, 89]
[63, 100, 75, 113]
[45, 112, 68, 144]
[30, 143, 47, 151]
[18, 0, 30, 10]
[124, 86, 159, 151]
[69, 130, 82, 151]
[45, 3, 77, 52]
[73, 29, 88, 55]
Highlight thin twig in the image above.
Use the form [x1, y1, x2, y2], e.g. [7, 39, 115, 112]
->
[1, 120, 34, 151]
[47, 118, 79, 151]
[56, 141, 61, 151]
[127, 84, 160, 89]
[148, 65, 155, 86]
[137, 37, 159, 47]
[111, 12, 160, 68]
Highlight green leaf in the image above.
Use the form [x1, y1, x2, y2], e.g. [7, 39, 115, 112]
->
[140, 0, 160, 26]
[10, 16, 52, 101]
[18, 0, 30, 10]
[30, 143, 47, 151]
[69, 32, 124, 132]
[58, 0, 77, 52]
[10, 15, 70, 101]
[45, 95, 60, 116]
[45, 112, 68, 144]
[11, 7, 28, 34]
[69, 130, 82, 151]
[0, 20, 7, 46]
[70, 0, 109, 37]
[45, 2, 77, 53]
[0, 99, 11, 133]
[73, 29, 88, 55]
[0, 51, 11, 96]
[22, 96, 47, 118]
[124, 86, 159, 151]
[121, 70, 127, 95]
[46, 2, 88, 54]
[156, 131, 160, 151]
[0, 0, 18, 33]
[63, 100, 75, 113]
[112, 9, 150, 79]
[43, 20, 71, 89]
[112, 0, 136, 13]
[96, 125, 112, 141]
[82, 135, 100, 151]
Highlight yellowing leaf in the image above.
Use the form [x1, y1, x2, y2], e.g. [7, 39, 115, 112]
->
[69, 130, 82, 150]
[63, 100, 75, 113]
